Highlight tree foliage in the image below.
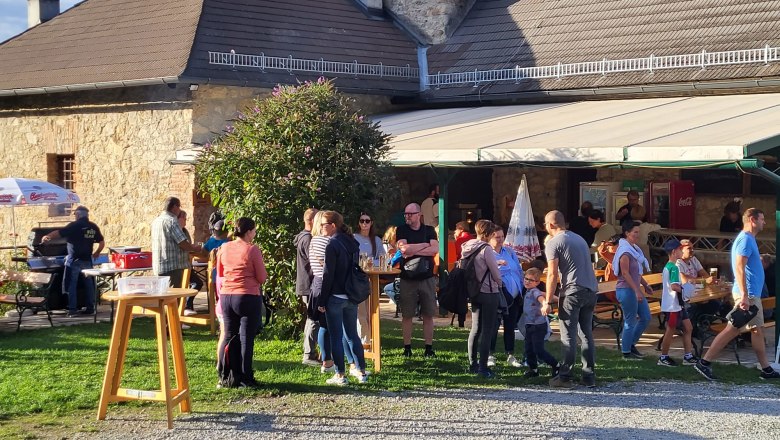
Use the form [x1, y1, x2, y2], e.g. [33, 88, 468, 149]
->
[195, 79, 396, 338]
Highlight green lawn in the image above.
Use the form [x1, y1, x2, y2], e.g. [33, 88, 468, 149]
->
[0, 317, 775, 436]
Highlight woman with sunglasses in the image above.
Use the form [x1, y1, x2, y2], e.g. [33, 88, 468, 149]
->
[354, 212, 383, 343]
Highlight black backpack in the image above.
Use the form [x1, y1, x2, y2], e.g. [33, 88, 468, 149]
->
[336, 239, 370, 305]
[439, 242, 489, 313]
[217, 335, 243, 388]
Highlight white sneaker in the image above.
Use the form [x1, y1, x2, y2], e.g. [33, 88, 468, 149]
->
[325, 374, 348, 386]
[507, 355, 522, 368]
[321, 364, 336, 374]
[181, 324, 191, 330]
[487, 355, 496, 367]
[349, 367, 370, 379]
[183, 309, 197, 316]
[357, 373, 368, 383]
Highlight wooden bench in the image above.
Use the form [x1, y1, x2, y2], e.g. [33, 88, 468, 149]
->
[695, 297, 776, 365]
[0, 269, 56, 331]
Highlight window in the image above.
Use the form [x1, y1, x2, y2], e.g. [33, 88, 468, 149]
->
[47, 154, 76, 217]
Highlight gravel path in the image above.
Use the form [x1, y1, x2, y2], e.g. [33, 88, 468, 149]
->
[72, 381, 780, 440]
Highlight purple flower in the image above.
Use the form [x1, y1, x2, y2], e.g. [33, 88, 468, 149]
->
[287, 172, 294, 179]
[252, 106, 261, 113]
[225, 125, 234, 133]
[272, 86, 282, 96]
[304, 146, 311, 154]
[317, 76, 326, 84]
[236, 111, 246, 120]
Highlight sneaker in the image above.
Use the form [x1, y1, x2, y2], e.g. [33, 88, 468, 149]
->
[549, 375, 575, 389]
[403, 347, 412, 358]
[523, 369, 540, 378]
[477, 368, 496, 379]
[423, 348, 436, 358]
[468, 362, 479, 374]
[487, 355, 496, 367]
[216, 381, 223, 389]
[507, 355, 522, 368]
[321, 364, 336, 374]
[239, 378, 259, 388]
[759, 368, 780, 380]
[302, 358, 321, 367]
[79, 309, 95, 315]
[349, 367, 370, 378]
[551, 362, 560, 378]
[622, 352, 643, 360]
[657, 356, 678, 367]
[66, 311, 79, 318]
[630, 345, 644, 357]
[325, 374, 348, 386]
[694, 360, 716, 381]
[682, 355, 699, 366]
[356, 373, 368, 384]
[582, 376, 596, 388]
[183, 309, 197, 316]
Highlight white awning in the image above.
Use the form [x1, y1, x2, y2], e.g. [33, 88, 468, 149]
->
[374, 93, 780, 165]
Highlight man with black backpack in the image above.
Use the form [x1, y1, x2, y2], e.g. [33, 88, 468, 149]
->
[396, 203, 439, 358]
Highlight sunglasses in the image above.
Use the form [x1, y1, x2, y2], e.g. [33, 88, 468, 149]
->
[404, 212, 419, 216]
[320, 222, 333, 227]
[523, 277, 539, 282]
[359, 219, 372, 224]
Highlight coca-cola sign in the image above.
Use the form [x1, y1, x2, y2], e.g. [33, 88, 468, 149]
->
[678, 196, 693, 207]
[29, 192, 59, 202]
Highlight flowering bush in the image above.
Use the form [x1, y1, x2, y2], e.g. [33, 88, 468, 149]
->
[196, 79, 395, 338]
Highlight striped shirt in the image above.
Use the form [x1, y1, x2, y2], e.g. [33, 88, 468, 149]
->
[151, 211, 189, 275]
[309, 235, 331, 278]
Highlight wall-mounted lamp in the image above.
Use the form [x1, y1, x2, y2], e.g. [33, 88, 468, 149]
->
[189, 84, 199, 91]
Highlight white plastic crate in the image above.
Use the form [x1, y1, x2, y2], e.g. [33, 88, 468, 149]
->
[117, 276, 170, 295]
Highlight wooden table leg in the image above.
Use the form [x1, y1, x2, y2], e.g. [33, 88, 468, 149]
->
[98, 302, 131, 420]
[154, 300, 174, 430]
[369, 274, 381, 372]
[166, 300, 192, 413]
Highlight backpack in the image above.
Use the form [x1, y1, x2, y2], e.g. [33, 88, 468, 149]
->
[336, 239, 370, 305]
[438, 242, 490, 313]
[217, 334, 243, 388]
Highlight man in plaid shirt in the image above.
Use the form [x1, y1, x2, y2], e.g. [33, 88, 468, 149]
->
[151, 197, 204, 287]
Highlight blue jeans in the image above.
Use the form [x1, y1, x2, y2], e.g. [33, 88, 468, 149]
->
[525, 322, 558, 370]
[63, 258, 95, 313]
[325, 296, 365, 374]
[616, 287, 651, 353]
[316, 325, 355, 364]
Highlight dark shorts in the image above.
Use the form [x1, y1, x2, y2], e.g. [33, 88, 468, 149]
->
[664, 308, 689, 328]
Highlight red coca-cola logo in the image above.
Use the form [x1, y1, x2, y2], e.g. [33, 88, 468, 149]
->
[678, 197, 693, 207]
[0, 194, 14, 203]
[29, 192, 59, 202]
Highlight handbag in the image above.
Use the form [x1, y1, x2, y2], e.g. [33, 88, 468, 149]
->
[336, 240, 370, 305]
[402, 256, 433, 280]
[726, 304, 759, 329]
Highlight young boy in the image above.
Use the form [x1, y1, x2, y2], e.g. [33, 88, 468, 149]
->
[522, 268, 560, 378]
[658, 239, 699, 367]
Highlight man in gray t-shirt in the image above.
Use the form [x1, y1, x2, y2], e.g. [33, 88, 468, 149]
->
[542, 210, 598, 389]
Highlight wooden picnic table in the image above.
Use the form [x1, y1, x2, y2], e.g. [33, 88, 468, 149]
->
[648, 283, 732, 304]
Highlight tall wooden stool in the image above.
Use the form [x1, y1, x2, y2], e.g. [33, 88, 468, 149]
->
[98, 288, 197, 429]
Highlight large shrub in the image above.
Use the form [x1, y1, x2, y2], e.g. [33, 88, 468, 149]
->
[195, 79, 396, 339]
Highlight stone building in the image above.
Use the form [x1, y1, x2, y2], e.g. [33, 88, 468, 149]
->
[2, 0, 780, 253]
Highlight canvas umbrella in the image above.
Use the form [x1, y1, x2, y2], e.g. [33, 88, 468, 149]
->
[0, 178, 80, 251]
[505, 174, 541, 262]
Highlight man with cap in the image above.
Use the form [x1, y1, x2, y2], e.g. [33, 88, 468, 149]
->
[42, 206, 105, 317]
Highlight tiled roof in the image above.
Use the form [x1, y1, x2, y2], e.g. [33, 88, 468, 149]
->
[183, 0, 420, 94]
[425, 0, 780, 100]
[0, 0, 420, 96]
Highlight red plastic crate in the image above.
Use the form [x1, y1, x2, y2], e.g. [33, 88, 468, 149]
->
[112, 252, 152, 269]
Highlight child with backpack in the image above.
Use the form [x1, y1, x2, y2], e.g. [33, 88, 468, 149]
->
[521, 268, 560, 378]
[658, 239, 699, 367]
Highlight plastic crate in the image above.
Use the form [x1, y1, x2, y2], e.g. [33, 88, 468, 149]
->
[117, 276, 170, 295]
[112, 251, 152, 269]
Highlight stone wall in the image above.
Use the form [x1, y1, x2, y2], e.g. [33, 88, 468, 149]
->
[492, 167, 566, 227]
[0, 86, 194, 251]
[384, 0, 474, 44]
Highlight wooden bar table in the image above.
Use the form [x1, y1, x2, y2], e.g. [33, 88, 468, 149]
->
[363, 268, 400, 373]
[97, 288, 197, 429]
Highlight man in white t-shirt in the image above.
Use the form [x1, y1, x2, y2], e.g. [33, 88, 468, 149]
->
[420, 184, 439, 228]
[675, 239, 712, 284]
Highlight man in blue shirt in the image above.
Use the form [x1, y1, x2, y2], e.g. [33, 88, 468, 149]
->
[695, 208, 780, 380]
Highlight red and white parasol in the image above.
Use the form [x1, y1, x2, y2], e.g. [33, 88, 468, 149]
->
[504, 174, 541, 262]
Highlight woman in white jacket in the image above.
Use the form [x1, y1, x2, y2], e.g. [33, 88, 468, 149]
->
[461, 219, 503, 378]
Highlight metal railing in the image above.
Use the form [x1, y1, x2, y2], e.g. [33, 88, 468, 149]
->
[208, 50, 418, 79]
[428, 45, 780, 87]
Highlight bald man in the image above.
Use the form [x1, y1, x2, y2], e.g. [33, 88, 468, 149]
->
[396, 202, 439, 358]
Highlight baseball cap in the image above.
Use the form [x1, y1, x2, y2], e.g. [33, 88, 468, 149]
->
[74, 206, 89, 213]
[663, 239, 682, 254]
